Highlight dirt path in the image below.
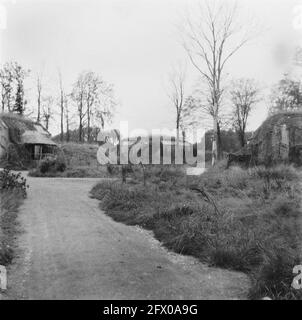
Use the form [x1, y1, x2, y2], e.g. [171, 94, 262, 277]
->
[6, 176, 249, 299]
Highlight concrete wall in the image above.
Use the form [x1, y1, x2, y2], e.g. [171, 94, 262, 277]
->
[250, 113, 302, 166]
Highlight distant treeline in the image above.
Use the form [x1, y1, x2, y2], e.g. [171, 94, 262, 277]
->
[54, 127, 252, 156]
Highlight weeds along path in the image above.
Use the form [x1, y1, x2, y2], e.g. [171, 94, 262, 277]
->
[6, 175, 249, 299]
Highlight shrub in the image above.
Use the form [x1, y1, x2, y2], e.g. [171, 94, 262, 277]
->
[55, 159, 66, 172]
[39, 159, 53, 173]
[249, 165, 300, 199]
[223, 166, 249, 189]
[29, 165, 108, 178]
[272, 196, 298, 217]
[0, 169, 28, 197]
[58, 142, 99, 168]
[91, 164, 302, 300]
[106, 163, 119, 175]
[249, 248, 302, 300]
[0, 188, 24, 265]
[38, 157, 66, 174]
[6, 144, 31, 169]
[251, 165, 298, 187]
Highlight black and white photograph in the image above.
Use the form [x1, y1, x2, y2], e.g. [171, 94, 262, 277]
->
[0, 0, 302, 308]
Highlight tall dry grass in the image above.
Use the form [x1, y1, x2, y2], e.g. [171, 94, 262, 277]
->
[91, 164, 302, 300]
[0, 190, 23, 265]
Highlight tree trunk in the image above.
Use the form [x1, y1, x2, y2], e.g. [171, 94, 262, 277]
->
[66, 117, 70, 142]
[37, 109, 40, 123]
[79, 120, 83, 142]
[7, 92, 11, 112]
[217, 121, 222, 159]
[79, 99, 83, 142]
[212, 117, 218, 166]
[175, 115, 182, 164]
[58, 72, 64, 142]
[87, 103, 91, 143]
[45, 117, 49, 131]
[176, 114, 180, 141]
[239, 131, 245, 148]
[37, 95, 41, 123]
[64, 99, 70, 142]
[60, 94, 64, 142]
[1, 90, 4, 112]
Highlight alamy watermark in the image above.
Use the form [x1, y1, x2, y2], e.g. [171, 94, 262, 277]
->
[96, 122, 206, 167]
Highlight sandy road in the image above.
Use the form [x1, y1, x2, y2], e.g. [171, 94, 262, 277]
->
[6, 176, 249, 299]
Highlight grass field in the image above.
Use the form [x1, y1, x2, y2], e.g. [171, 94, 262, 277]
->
[0, 190, 23, 265]
[91, 164, 302, 300]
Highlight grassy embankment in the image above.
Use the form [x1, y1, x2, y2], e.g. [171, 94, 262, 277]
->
[0, 191, 23, 265]
[91, 164, 302, 300]
[0, 170, 27, 266]
[29, 143, 109, 178]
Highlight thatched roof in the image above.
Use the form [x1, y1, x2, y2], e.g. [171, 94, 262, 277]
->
[0, 113, 56, 146]
[21, 131, 57, 146]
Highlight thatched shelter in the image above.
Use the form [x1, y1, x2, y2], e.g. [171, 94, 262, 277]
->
[0, 113, 57, 166]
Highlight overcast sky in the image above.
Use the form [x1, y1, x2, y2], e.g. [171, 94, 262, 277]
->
[0, 0, 302, 135]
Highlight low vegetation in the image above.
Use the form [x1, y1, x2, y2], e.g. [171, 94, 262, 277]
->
[0, 169, 28, 197]
[91, 164, 302, 300]
[29, 157, 66, 177]
[59, 143, 99, 168]
[0, 169, 28, 265]
[29, 164, 109, 178]
[28, 143, 110, 178]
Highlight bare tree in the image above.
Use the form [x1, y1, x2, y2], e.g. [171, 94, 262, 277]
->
[166, 65, 186, 140]
[230, 78, 260, 147]
[94, 82, 116, 131]
[58, 70, 65, 142]
[71, 73, 86, 142]
[36, 73, 42, 123]
[42, 95, 54, 131]
[182, 1, 255, 165]
[85, 72, 100, 142]
[64, 95, 71, 142]
[71, 71, 116, 142]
